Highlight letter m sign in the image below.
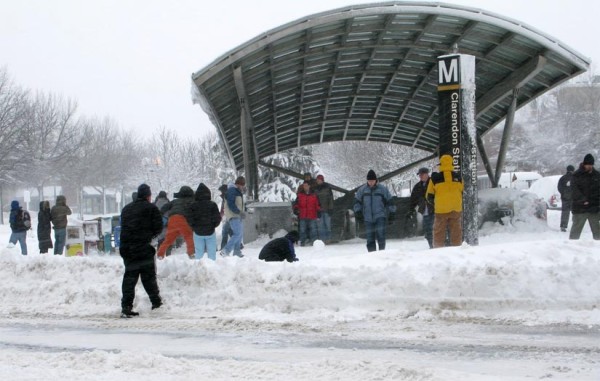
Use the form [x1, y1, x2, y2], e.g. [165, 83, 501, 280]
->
[439, 57, 459, 85]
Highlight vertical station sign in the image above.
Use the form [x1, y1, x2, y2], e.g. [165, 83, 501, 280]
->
[437, 54, 478, 245]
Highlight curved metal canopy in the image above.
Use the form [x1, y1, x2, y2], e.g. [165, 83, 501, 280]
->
[192, 1, 589, 171]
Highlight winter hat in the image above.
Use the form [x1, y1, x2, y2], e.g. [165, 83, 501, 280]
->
[566, 165, 575, 172]
[417, 167, 429, 175]
[366, 169, 377, 181]
[10, 200, 19, 210]
[583, 153, 595, 165]
[218, 184, 228, 194]
[137, 184, 151, 200]
[157, 190, 167, 198]
[316, 174, 324, 181]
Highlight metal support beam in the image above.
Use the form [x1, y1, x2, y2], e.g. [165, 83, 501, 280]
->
[351, 154, 438, 192]
[233, 66, 260, 200]
[476, 55, 547, 117]
[494, 88, 519, 187]
[258, 160, 350, 194]
[476, 133, 497, 187]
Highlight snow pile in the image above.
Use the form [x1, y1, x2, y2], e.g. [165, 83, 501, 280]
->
[1, 211, 599, 326]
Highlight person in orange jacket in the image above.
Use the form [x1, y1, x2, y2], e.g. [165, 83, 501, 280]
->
[157, 186, 195, 259]
[426, 154, 464, 248]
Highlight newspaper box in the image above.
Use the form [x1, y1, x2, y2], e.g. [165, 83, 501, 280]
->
[65, 226, 85, 257]
[83, 220, 100, 254]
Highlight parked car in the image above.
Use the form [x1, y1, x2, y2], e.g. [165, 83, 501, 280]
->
[526, 175, 562, 210]
[478, 188, 547, 228]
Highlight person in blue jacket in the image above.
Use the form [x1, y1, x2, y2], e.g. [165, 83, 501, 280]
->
[354, 170, 396, 252]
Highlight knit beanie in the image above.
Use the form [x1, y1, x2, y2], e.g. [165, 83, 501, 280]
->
[367, 170, 377, 181]
[583, 153, 595, 165]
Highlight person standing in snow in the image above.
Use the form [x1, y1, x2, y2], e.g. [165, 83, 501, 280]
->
[294, 181, 321, 246]
[218, 184, 235, 250]
[569, 153, 600, 240]
[426, 155, 464, 248]
[557, 165, 575, 232]
[354, 170, 396, 252]
[258, 231, 300, 262]
[153, 191, 172, 256]
[157, 186, 195, 259]
[37, 201, 53, 254]
[221, 176, 246, 258]
[8, 200, 31, 255]
[50, 195, 71, 255]
[189, 183, 222, 260]
[314, 174, 334, 243]
[119, 184, 164, 318]
[410, 167, 435, 248]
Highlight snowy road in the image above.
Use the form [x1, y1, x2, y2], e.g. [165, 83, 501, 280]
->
[0, 316, 598, 380]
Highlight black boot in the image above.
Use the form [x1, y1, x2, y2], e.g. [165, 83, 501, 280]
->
[121, 307, 139, 318]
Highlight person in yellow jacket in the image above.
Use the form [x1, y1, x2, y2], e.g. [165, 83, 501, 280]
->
[425, 154, 464, 248]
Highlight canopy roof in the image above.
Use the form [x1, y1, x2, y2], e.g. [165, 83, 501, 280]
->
[192, 1, 589, 170]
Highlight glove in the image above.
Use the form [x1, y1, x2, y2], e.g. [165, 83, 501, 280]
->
[239, 211, 246, 219]
[355, 211, 363, 222]
[388, 213, 396, 224]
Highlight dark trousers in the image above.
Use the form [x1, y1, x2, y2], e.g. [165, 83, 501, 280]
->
[365, 217, 386, 252]
[121, 260, 161, 310]
[560, 200, 571, 229]
[422, 214, 434, 248]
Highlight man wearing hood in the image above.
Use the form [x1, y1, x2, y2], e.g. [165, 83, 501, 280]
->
[119, 184, 164, 318]
[569, 153, 600, 240]
[426, 155, 464, 248]
[259, 231, 300, 262]
[157, 185, 196, 258]
[189, 183, 222, 260]
[8, 200, 31, 255]
[354, 169, 396, 252]
[50, 195, 72, 255]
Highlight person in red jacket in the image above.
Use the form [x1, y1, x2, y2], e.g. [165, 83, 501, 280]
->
[293, 181, 321, 246]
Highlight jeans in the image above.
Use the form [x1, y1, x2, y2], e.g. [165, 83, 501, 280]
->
[54, 228, 66, 255]
[223, 218, 243, 256]
[422, 214, 434, 248]
[194, 232, 217, 260]
[317, 212, 332, 241]
[220, 219, 233, 250]
[299, 219, 318, 245]
[569, 212, 600, 240]
[365, 217, 386, 252]
[9, 231, 27, 255]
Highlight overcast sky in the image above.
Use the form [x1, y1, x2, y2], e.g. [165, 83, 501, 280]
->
[1, 0, 598, 140]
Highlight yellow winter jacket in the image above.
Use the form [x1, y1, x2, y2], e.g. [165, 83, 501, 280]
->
[425, 155, 464, 214]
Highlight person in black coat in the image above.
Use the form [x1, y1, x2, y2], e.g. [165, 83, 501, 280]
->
[189, 183, 222, 260]
[259, 231, 300, 262]
[37, 201, 53, 254]
[119, 184, 164, 318]
[557, 165, 575, 232]
[9, 200, 31, 255]
[569, 154, 600, 240]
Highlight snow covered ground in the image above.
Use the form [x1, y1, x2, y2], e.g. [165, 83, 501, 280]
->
[0, 209, 598, 380]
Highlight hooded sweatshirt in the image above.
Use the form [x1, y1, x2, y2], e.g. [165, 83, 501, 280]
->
[189, 183, 222, 236]
[50, 195, 72, 229]
[426, 155, 464, 214]
[160, 186, 195, 222]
